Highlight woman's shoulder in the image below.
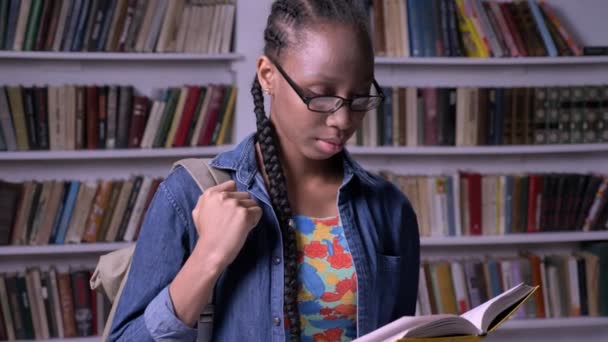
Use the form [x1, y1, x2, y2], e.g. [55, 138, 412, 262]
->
[157, 165, 203, 211]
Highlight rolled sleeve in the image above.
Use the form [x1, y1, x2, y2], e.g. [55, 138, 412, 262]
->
[144, 286, 198, 340]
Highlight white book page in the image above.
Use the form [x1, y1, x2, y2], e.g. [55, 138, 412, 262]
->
[354, 315, 455, 342]
[460, 282, 531, 332]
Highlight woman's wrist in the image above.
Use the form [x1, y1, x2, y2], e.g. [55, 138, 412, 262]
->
[192, 241, 225, 278]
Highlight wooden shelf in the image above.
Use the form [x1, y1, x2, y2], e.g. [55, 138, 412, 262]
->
[0, 146, 232, 161]
[499, 317, 608, 330]
[0, 243, 132, 256]
[421, 231, 608, 247]
[375, 56, 608, 66]
[347, 143, 608, 156]
[0, 51, 243, 61]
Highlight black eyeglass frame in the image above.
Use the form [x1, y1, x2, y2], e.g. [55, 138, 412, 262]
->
[269, 57, 385, 114]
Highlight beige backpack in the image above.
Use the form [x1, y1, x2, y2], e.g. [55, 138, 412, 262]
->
[90, 158, 230, 341]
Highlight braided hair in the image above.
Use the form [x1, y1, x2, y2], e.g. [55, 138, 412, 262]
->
[251, 1, 371, 340]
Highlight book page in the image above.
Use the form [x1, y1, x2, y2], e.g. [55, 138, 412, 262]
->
[354, 315, 455, 342]
[355, 314, 479, 342]
[460, 283, 535, 333]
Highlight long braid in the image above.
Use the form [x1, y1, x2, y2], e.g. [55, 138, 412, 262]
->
[253, 1, 371, 340]
[252, 76, 301, 340]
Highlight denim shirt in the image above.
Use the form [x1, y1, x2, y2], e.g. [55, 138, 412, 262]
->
[108, 133, 420, 341]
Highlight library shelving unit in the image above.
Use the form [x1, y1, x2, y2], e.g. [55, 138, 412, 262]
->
[1, 0, 608, 341]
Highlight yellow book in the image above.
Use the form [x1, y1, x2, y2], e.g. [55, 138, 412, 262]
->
[354, 283, 538, 342]
[164, 87, 189, 148]
[215, 86, 237, 145]
[455, 0, 489, 58]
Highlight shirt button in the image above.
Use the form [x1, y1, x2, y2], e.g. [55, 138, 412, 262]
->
[273, 256, 281, 265]
[273, 316, 281, 326]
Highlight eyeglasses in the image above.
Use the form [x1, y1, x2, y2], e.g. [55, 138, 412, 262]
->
[270, 58, 385, 114]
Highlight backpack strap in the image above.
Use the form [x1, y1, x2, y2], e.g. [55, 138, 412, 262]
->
[172, 158, 231, 191]
[172, 158, 230, 342]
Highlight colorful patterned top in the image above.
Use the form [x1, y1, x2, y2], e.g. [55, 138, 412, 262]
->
[287, 215, 358, 342]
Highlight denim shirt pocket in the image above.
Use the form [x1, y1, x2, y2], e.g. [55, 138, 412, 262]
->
[373, 253, 404, 326]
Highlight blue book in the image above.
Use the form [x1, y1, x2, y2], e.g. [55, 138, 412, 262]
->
[62, 0, 83, 51]
[446, 175, 456, 236]
[487, 260, 503, 298]
[97, 0, 117, 51]
[53, 181, 80, 244]
[49, 182, 69, 243]
[71, 0, 90, 51]
[407, 0, 425, 57]
[528, 0, 557, 57]
[4, 0, 20, 50]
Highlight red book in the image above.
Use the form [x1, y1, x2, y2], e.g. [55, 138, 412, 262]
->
[197, 86, 225, 146]
[499, 3, 528, 57]
[466, 172, 482, 236]
[127, 96, 150, 148]
[173, 86, 202, 147]
[86, 87, 99, 150]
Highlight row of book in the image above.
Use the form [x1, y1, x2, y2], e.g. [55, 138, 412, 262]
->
[380, 172, 608, 237]
[0, 84, 237, 151]
[349, 85, 608, 147]
[0, 268, 107, 340]
[0, 0, 236, 53]
[416, 243, 608, 319]
[0, 176, 162, 246]
[367, 0, 582, 57]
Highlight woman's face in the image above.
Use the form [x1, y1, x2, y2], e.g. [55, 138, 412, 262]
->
[258, 22, 375, 161]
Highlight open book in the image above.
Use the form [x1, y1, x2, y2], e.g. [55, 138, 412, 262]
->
[354, 283, 538, 342]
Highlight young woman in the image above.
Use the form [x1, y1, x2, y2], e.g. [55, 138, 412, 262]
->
[108, 1, 419, 341]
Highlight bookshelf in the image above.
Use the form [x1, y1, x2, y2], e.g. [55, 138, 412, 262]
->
[1, 0, 607, 341]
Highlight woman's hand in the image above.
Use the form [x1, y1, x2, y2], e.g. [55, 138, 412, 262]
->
[191, 180, 263, 272]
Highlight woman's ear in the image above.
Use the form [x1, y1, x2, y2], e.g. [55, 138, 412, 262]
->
[256, 56, 275, 95]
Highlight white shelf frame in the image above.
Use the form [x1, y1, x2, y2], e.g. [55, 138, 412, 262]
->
[1, 144, 606, 161]
[2, 232, 607, 257]
[375, 56, 608, 66]
[421, 231, 608, 247]
[0, 146, 232, 161]
[0, 51, 244, 61]
[499, 317, 608, 330]
[348, 144, 608, 156]
[0, 243, 132, 256]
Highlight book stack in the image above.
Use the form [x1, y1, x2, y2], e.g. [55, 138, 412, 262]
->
[368, 0, 582, 57]
[352, 85, 608, 147]
[0, 267, 107, 340]
[0, 0, 236, 53]
[0, 84, 237, 151]
[0, 177, 163, 246]
[380, 172, 608, 237]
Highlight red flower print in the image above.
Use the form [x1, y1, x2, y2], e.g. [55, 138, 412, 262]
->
[334, 304, 357, 316]
[319, 308, 333, 316]
[324, 328, 345, 342]
[304, 241, 328, 258]
[336, 277, 357, 294]
[321, 291, 343, 302]
[327, 252, 352, 269]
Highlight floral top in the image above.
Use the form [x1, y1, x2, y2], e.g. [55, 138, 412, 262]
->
[288, 215, 358, 342]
